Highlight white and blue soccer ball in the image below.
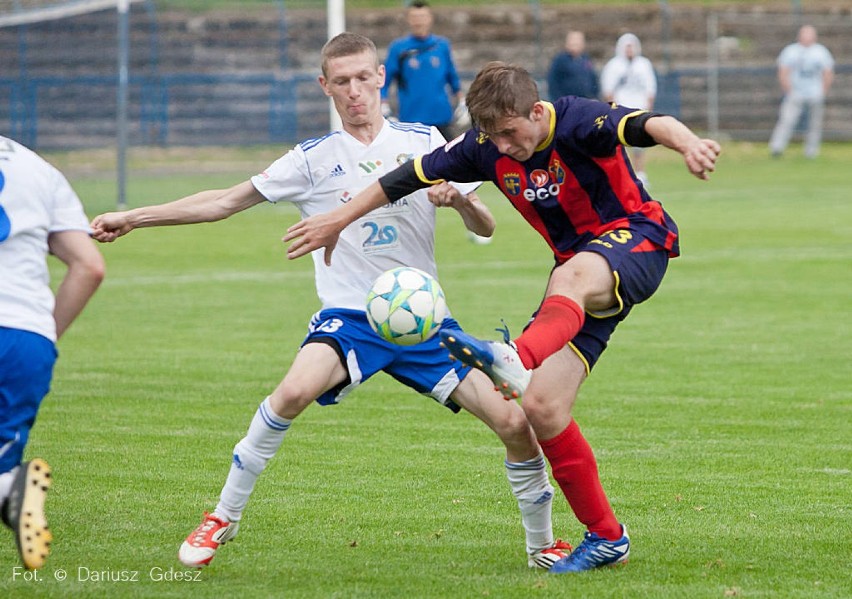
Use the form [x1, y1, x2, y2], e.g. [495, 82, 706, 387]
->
[366, 267, 447, 345]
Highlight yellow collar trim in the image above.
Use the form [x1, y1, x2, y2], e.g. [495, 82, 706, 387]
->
[535, 102, 556, 152]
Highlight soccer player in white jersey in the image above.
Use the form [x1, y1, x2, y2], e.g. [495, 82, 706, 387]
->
[91, 33, 570, 571]
[769, 25, 834, 159]
[0, 136, 105, 569]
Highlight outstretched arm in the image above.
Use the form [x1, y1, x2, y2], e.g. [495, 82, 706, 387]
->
[644, 115, 721, 181]
[427, 183, 494, 238]
[90, 180, 266, 242]
[284, 180, 390, 265]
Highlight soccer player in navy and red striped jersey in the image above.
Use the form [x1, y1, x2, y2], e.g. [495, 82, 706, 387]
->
[285, 61, 720, 573]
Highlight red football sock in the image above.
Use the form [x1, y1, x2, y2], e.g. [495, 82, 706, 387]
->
[539, 420, 622, 541]
[514, 295, 585, 369]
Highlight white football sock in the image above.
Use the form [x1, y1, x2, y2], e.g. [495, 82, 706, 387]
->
[215, 397, 291, 522]
[505, 453, 555, 555]
[0, 468, 16, 504]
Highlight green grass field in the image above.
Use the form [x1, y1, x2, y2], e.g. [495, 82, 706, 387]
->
[2, 141, 850, 598]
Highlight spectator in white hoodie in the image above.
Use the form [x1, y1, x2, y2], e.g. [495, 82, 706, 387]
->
[601, 33, 657, 187]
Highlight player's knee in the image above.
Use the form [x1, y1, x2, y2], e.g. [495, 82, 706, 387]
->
[491, 403, 534, 442]
[268, 385, 312, 419]
[551, 254, 613, 300]
[520, 391, 565, 429]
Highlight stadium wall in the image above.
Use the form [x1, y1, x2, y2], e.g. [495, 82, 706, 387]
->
[0, 1, 850, 149]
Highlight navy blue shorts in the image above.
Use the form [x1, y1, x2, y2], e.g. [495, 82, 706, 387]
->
[302, 308, 471, 412]
[0, 327, 57, 474]
[532, 228, 670, 372]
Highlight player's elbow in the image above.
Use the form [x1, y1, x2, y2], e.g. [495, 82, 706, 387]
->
[208, 198, 243, 222]
[80, 252, 107, 289]
[466, 221, 495, 239]
[478, 219, 496, 238]
[64, 251, 106, 301]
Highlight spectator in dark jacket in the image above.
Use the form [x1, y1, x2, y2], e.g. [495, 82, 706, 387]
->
[547, 30, 599, 100]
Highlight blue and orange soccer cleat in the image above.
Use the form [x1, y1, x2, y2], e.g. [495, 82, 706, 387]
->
[549, 525, 630, 573]
[439, 329, 531, 400]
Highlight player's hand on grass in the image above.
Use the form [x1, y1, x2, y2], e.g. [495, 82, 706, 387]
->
[284, 213, 342, 266]
[90, 212, 134, 242]
[683, 138, 721, 181]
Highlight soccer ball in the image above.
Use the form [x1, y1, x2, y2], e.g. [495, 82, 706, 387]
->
[366, 267, 447, 345]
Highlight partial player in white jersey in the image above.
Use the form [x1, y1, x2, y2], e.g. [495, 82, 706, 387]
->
[769, 24, 835, 159]
[0, 136, 105, 569]
[91, 33, 571, 571]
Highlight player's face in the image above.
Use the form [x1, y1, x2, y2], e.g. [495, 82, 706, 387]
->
[484, 105, 549, 162]
[320, 51, 385, 127]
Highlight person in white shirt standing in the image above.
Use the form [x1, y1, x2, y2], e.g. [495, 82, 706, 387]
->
[91, 33, 570, 572]
[0, 136, 105, 570]
[769, 25, 834, 159]
[600, 33, 657, 187]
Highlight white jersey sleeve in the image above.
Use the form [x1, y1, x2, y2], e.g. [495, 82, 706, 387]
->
[250, 143, 313, 205]
[0, 136, 91, 341]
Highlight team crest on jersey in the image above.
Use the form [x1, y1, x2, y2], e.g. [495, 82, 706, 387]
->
[476, 132, 489, 145]
[396, 153, 414, 165]
[502, 173, 522, 196]
[548, 159, 566, 185]
[339, 190, 352, 204]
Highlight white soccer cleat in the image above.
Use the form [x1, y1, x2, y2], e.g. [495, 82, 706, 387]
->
[528, 539, 573, 569]
[178, 512, 239, 568]
[439, 330, 531, 400]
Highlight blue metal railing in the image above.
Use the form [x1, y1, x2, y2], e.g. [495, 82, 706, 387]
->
[0, 72, 323, 149]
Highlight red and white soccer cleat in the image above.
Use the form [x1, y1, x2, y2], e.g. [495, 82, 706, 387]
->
[528, 539, 574, 569]
[178, 511, 239, 568]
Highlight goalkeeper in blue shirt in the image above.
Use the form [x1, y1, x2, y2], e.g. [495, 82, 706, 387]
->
[382, 1, 464, 140]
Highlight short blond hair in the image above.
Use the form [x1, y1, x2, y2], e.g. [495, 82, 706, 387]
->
[321, 32, 379, 78]
[466, 62, 540, 132]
